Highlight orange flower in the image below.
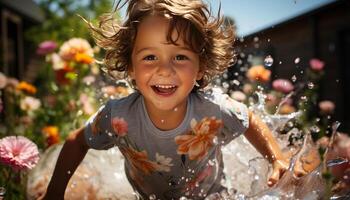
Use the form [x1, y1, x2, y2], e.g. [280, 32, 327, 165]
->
[74, 53, 94, 64]
[16, 81, 37, 94]
[121, 147, 158, 175]
[246, 65, 271, 83]
[175, 117, 223, 161]
[278, 104, 296, 114]
[42, 126, 60, 146]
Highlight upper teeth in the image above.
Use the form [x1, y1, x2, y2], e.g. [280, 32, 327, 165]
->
[155, 85, 175, 89]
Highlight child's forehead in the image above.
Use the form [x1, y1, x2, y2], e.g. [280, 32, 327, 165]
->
[134, 16, 188, 46]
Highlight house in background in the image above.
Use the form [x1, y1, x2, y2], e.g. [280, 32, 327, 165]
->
[234, 0, 350, 132]
[0, 0, 44, 79]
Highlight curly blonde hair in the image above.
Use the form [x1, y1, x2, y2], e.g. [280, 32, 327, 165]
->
[88, 0, 236, 88]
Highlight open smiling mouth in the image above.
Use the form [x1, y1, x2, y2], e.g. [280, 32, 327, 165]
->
[151, 85, 177, 96]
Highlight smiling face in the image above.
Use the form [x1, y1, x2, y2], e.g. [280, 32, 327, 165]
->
[130, 15, 203, 113]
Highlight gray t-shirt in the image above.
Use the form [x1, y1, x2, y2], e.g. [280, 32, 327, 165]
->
[84, 90, 249, 200]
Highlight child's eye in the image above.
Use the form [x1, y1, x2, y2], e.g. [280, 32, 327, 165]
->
[174, 55, 189, 61]
[143, 55, 157, 61]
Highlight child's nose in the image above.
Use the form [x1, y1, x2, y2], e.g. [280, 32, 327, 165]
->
[156, 61, 175, 76]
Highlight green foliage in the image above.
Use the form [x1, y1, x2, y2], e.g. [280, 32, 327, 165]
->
[25, 0, 115, 45]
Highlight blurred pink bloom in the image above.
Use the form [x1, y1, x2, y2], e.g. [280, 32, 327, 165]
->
[6, 78, 19, 88]
[230, 91, 246, 102]
[272, 79, 294, 93]
[36, 40, 57, 55]
[51, 53, 65, 70]
[79, 93, 94, 115]
[319, 100, 335, 114]
[112, 117, 128, 136]
[242, 83, 253, 94]
[82, 75, 96, 85]
[309, 58, 325, 71]
[59, 38, 93, 61]
[20, 96, 41, 112]
[0, 72, 7, 89]
[0, 136, 39, 171]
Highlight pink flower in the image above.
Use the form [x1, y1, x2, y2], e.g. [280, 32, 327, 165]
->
[0, 72, 7, 89]
[36, 41, 57, 55]
[272, 79, 294, 93]
[112, 117, 128, 136]
[310, 58, 325, 71]
[0, 136, 39, 171]
[319, 100, 335, 114]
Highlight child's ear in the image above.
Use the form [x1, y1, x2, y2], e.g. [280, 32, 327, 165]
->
[128, 66, 135, 79]
[196, 70, 204, 80]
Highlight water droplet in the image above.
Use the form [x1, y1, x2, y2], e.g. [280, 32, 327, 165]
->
[208, 160, 215, 166]
[291, 75, 297, 82]
[300, 70, 304, 74]
[77, 110, 83, 116]
[327, 157, 348, 167]
[279, 61, 282, 64]
[67, 170, 71, 174]
[212, 137, 219, 145]
[247, 167, 255, 175]
[267, 38, 271, 42]
[149, 194, 156, 200]
[307, 82, 314, 89]
[232, 80, 240, 86]
[222, 82, 229, 89]
[294, 57, 300, 64]
[264, 55, 274, 67]
[0, 187, 6, 196]
[310, 125, 320, 133]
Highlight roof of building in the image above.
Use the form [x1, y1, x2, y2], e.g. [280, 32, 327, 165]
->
[1, 0, 44, 22]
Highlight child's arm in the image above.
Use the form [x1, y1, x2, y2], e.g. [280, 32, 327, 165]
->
[43, 127, 90, 199]
[244, 111, 289, 187]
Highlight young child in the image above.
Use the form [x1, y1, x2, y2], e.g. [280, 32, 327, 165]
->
[44, 0, 291, 199]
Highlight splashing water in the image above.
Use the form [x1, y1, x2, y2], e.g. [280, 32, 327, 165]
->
[26, 91, 348, 199]
[264, 56, 274, 67]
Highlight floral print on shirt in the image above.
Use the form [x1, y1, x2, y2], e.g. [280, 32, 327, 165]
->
[175, 117, 223, 161]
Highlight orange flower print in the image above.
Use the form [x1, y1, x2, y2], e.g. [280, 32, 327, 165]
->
[121, 147, 158, 175]
[175, 117, 223, 161]
[112, 117, 128, 136]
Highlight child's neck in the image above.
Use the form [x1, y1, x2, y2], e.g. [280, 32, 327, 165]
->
[144, 101, 187, 131]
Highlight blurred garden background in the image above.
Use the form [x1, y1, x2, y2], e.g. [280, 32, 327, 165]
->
[0, 0, 349, 199]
